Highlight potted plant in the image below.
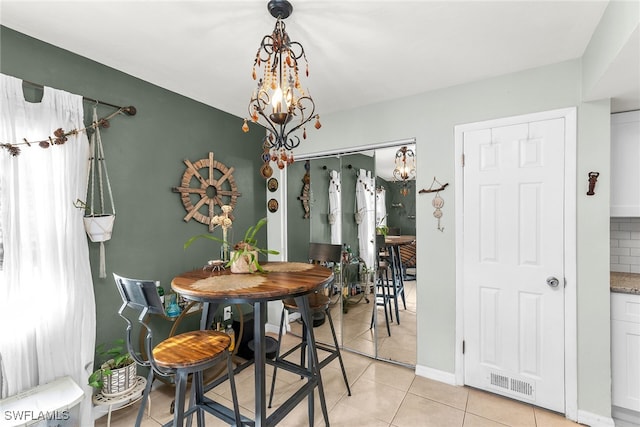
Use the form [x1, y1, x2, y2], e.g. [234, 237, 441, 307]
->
[184, 217, 279, 273]
[376, 215, 388, 236]
[88, 339, 137, 397]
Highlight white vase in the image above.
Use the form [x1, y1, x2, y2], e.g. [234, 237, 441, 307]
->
[230, 250, 258, 274]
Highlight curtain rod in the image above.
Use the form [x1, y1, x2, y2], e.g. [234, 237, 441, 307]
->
[21, 79, 137, 116]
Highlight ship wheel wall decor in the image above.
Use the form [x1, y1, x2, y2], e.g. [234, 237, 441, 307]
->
[172, 152, 242, 231]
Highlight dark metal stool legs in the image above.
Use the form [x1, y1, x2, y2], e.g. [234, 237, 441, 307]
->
[325, 306, 352, 396]
[371, 264, 392, 337]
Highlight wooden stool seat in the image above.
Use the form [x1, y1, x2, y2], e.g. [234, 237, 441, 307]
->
[153, 330, 230, 369]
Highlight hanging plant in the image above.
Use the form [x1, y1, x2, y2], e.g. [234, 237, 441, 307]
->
[81, 106, 116, 278]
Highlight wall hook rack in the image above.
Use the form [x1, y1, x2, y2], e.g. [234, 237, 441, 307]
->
[421, 177, 448, 232]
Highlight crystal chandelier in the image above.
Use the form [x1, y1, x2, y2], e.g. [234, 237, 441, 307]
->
[393, 146, 416, 196]
[242, 0, 320, 172]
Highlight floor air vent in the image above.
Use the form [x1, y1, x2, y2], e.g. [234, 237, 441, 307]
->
[490, 373, 510, 389]
[510, 378, 534, 396]
[488, 371, 535, 400]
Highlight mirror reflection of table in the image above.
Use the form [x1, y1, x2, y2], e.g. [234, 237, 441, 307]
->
[171, 261, 333, 427]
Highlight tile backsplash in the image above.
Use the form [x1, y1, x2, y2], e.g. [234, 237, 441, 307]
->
[610, 217, 640, 273]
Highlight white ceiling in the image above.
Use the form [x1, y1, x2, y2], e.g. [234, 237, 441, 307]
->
[3, 0, 636, 122]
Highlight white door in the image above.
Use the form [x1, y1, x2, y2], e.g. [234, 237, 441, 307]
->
[462, 117, 566, 412]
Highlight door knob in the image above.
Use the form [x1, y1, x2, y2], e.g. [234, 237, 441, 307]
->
[546, 276, 560, 288]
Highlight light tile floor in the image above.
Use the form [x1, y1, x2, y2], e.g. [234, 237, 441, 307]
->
[95, 331, 584, 426]
[290, 269, 417, 367]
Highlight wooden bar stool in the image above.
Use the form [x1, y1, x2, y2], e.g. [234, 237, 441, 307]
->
[268, 243, 351, 408]
[113, 273, 242, 427]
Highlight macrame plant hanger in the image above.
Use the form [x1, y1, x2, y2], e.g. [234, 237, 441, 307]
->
[84, 105, 116, 278]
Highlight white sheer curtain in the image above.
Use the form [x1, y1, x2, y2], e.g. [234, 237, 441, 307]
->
[328, 170, 342, 245]
[0, 74, 96, 425]
[355, 169, 375, 268]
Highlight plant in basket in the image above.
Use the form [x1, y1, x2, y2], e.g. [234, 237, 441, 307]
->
[88, 339, 137, 396]
[184, 216, 279, 273]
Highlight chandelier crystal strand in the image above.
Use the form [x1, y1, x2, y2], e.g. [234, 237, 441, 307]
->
[244, 0, 320, 173]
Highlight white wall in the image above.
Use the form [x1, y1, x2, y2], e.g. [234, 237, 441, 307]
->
[293, 58, 612, 419]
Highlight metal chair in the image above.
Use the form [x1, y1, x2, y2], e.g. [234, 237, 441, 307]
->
[113, 273, 242, 427]
[268, 243, 351, 408]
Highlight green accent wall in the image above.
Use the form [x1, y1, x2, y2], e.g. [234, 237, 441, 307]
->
[1, 26, 266, 354]
[381, 178, 416, 236]
[286, 159, 311, 262]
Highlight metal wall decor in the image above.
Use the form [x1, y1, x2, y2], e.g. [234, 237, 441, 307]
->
[587, 171, 599, 196]
[172, 152, 242, 231]
[297, 160, 311, 218]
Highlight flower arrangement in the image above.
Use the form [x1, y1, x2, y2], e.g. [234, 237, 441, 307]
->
[211, 204, 234, 261]
[184, 216, 279, 273]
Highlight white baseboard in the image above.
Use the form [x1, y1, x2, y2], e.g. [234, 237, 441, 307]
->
[265, 311, 299, 335]
[415, 364, 457, 386]
[612, 406, 640, 427]
[577, 409, 616, 427]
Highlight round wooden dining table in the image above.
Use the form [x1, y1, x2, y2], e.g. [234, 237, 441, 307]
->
[172, 261, 334, 427]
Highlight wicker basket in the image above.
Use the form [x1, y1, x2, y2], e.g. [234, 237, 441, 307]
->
[101, 361, 137, 397]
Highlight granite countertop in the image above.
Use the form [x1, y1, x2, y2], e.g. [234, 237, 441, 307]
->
[611, 272, 640, 294]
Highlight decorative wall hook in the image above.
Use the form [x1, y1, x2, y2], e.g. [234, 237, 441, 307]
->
[420, 177, 448, 232]
[419, 181, 449, 194]
[587, 171, 599, 196]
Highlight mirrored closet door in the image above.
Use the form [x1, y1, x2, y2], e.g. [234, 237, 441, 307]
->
[285, 143, 417, 367]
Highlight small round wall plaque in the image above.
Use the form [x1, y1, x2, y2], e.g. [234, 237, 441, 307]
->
[267, 178, 278, 192]
[268, 198, 279, 213]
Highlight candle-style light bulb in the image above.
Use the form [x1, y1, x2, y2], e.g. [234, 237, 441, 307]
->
[272, 86, 284, 112]
[269, 85, 290, 125]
